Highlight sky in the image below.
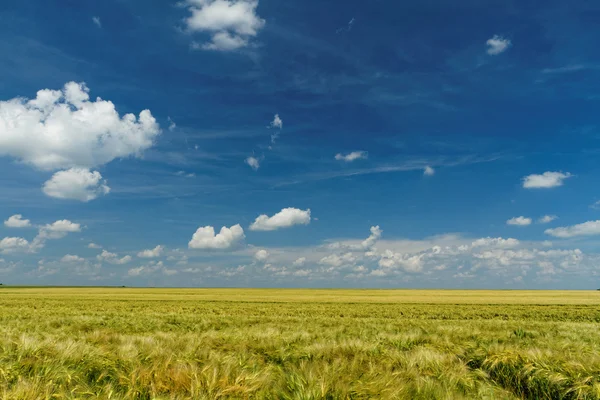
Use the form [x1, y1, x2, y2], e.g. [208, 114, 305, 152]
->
[1, 0, 600, 288]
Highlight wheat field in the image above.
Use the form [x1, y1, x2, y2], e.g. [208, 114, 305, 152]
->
[1, 288, 599, 399]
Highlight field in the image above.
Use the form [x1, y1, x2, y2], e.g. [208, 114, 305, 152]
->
[1, 288, 599, 399]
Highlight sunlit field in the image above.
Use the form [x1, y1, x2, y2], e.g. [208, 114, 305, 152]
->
[1, 288, 599, 399]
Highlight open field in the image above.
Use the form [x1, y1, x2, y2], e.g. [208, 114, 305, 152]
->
[1, 288, 599, 399]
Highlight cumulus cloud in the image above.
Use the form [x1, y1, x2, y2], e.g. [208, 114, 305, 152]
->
[189, 224, 245, 250]
[486, 35, 511, 55]
[127, 261, 175, 277]
[335, 151, 368, 162]
[97, 250, 132, 265]
[245, 156, 260, 170]
[539, 215, 558, 224]
[522, 172, 572, 189]
[0, 82, 160, 171]
[37, 220, 81, 240]
[61, 254, 85, 263]
[471, 237, 520, 248]
[319, 252, 356, 268]
[0, 237, 30, 254]
[378, 250, 423, 273]
[183, 0, 265, 51]
[507, 216, 532, 226]
[361, 226, 382, 250]
[545, 220, 600, 238]
[249, 207, 311, 231]
[42, 168, 110, 202]
[4, 214, 31, 228]
[254, 249, 269, 262]
[88, 243, 102, 249]
[423, 166, 435, 176]
[137, 245, 164, 258]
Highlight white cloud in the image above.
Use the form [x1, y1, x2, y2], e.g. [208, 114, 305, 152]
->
[471, 237, 520, 248]
[127, 261, 170, 277]
[270, 114, 282, 129]
[42, 168, 110, 202]
[378, 250, 424, 273]
[189, 224, 245, 250]
[4, 214, 31, 228]
[137, 245, 164, 258]
[545, 220, 600, 238]
[507, 216, 532, 226]
[590, 200, 600, 210]
[37, 220, 81, 240]
[292, 257, 306, 267]
[92, 16, 101, 28]
[249, 207, 311, 231]
[335, 151, 368, 162]
[0, 81, 160, 171]
[522, 172, 572, 189]
[88, 243, 102, 249]
[97, 250, 132, 265]
[61, 254, 85, 263]
[184, 0, 265, 51]
[270, 114, 282, 143]
[319, 253, 356, 268]
[486, 35, 511, 55]
[245, 156, 260, 170]
[361, 226, 382, 250]
[0, 237, 30, 254]
[423, 166, 435, 176]
[539, 215, 558, 224]
[254, 249, 269, 262]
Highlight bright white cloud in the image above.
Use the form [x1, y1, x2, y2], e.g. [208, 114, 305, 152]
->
[361, 226, 382, 250]
[92, 16, 101, 28]
[507, 216, 532, 226]
[335, 151, 368, 162]
[37, 220, 81, 240]
[189, 224, 245, 250]
[0, 82, 160, 171]
[4, 214, 31, 228]
[249, 207, 311, 231]
[539, 215, 558, 224]
[471, 237, 520, 248]
[254, 249, 269, 262]
[378, 250, 423, 273]
[127, 261, 174, 277]
[137, 245, 164, 258]
[184, 0, 265, 51]
[486, 35, 511, 55]
[423, 166, 435, 176]
[545, 220, 600, 238]
[522, 172, 572, 189]
[0, 237, 30, 254]
[97, 250, 132, 265]
[245, 156, 260, 170]
[319, 253, 356, 268]
[42, 168, 110, 202]
[61, 254, 85, 263]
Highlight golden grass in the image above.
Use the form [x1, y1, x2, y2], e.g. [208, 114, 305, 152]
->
[1, 288, 599, 399]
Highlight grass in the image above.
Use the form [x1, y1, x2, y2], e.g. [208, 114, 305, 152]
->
[1, 288, 599, 399]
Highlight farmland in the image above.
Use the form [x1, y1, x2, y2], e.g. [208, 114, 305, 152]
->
[1, 288, 599, 399]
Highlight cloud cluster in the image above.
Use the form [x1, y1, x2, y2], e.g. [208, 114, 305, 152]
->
[4, 215, 31, 228]
[43, 168, 110, 202]
[522, 172, 572, 189]
[184, 0, 265, 51]
[97, 250, 132, 265]
[249, 208, 311, 231]
[137, 245, 164, 258]
[545, 220, 600, 238]
[189, 224, 245, 249]
[507, 216, 532, 226]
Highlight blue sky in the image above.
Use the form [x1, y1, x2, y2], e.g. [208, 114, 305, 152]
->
[1, 0, 600, 288]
